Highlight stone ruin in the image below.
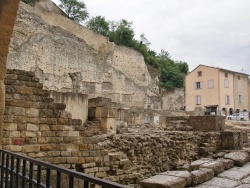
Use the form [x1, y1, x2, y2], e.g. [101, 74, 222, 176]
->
[3, 69, 249, 187]
[1, 1, 250, 187]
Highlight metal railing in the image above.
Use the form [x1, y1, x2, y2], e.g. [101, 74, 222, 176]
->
[0, 149, 128, 188]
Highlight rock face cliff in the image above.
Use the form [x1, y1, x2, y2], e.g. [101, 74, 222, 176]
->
[7, 1, 158, 108]
[7, 1, 184, 110]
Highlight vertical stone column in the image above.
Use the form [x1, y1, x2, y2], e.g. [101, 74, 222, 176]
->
[0, 0, 20, 146]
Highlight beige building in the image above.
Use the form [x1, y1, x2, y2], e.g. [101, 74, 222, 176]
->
[185, 65, 250, 115]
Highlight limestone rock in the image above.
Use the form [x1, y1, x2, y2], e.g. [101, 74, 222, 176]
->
[218, 166, 250, 181]
[160, 170, 192, 186]
[216, 158, 234, 170]
[140, 174, 186, 188]
[190, 158, 213, 170]
[88, 97, 112, 108]
[224, 151, 249, 167]
[191, 168, 214, 186]
[199, 161, 225, 175]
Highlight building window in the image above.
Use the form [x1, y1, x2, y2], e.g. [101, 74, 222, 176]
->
[225, 73, 228, 78]
[198, 71, 202, 77]
[208, 80, 214, 89]
[195, 95, 201, 105]
[238, 76, 241, 80]
[224, 79, 229, 88]
[225, 95, 230, 105]
[195, 82, 202, 89]
[238, 94, 242, 104]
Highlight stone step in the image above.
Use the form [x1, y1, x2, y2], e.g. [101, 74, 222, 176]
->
[140, 151, 250, 188]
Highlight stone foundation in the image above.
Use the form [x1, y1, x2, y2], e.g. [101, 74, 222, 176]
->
[3, 69, 239, 185]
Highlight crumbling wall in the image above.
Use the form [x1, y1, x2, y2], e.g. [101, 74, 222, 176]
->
[76, 129, 221, 184]
[3, 69, 223, 185]
[161, 88, 185, 110]
[3, 69, 83, 168]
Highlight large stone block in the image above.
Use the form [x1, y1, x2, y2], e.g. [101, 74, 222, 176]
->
[199, 161, 225, 175]
[95, 107, 118, 118]
[189, 115, 225, 131]
[140, 174, 186, 188]
[216, 158, 234, 170]
[221, 131, 243, 150]
[5, 106, 25, 116]
[22, 145, 40, 153]
[26, 108, 39, 117]
[190, 158, 213, 170]
[88, 97, 112, 108]
[3, 123, 17, 131]
[160, 171, 192, 186]
[224, 151, 249, 167]
[98, 117, 116, 134]
[191, 168, 214, 186]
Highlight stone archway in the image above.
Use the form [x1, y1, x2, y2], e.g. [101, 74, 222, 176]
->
[0, 0, 20, 145]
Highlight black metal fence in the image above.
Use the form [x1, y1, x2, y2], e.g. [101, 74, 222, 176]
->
[0, 149, 128, 188]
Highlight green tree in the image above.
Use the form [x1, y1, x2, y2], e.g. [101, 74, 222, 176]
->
[109, 19, 135, 47]
[160, 66, 185, 90]
[59, 0, 89, 23]
[86, 16, 109, 36]
[176, 61, 189, 75]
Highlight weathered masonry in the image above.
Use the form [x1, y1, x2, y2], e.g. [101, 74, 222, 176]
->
[3, 69, 245, 185]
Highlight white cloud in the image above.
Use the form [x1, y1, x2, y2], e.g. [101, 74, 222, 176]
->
[53, 0, 250, 74]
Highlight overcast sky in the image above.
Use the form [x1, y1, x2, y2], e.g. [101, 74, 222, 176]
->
[53, 0, 250, 74]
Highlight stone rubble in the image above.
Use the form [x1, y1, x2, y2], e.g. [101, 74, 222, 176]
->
[4, 69, 250, 187]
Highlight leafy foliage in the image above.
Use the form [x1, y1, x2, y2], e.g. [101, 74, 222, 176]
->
[21, 0, 39, 6]
[86, 16, 110, 36]
[59, 0, 89, 23]
[108, 19, 135, 47]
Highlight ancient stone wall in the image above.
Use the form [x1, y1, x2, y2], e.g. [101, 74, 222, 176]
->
[90, 129, 221, 184]
[3, 69, 82, 167]
[3, 69, 223, 184]
[7, 2, 159, 109]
